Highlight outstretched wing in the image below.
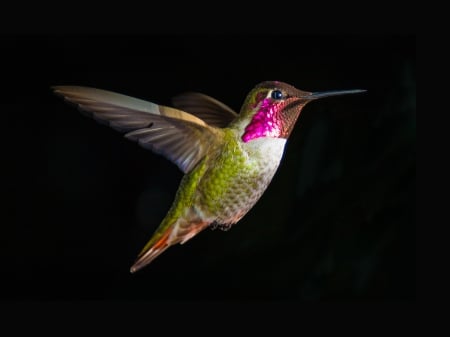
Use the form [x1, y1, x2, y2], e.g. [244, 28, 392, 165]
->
[52, 86, 220, 174]
[172, 92, 238, 128]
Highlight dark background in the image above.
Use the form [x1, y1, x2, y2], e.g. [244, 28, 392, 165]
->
[3, 35, 415, 301]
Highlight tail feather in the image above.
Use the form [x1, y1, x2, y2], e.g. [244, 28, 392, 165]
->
[129, 220, 209, 273]
[130, 228, 173, 273]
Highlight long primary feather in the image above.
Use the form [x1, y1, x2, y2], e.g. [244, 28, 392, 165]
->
[52, 86, 220, 173]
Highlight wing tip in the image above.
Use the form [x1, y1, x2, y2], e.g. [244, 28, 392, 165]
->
[51, 85, 76, 97]
[51, 85, 70, 91]
[50, 85, 62, 94]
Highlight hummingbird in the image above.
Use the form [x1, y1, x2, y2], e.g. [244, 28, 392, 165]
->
[52, 81, 365, 273]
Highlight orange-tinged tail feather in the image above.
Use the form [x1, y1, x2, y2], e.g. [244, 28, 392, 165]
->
[129, 220, 210, 273]
[130, 228, 173, 273]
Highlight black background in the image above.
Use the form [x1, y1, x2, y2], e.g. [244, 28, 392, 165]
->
[3, 34, 415, 301]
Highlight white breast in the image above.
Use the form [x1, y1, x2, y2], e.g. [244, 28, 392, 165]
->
[243, 137, 287, 169]
[197, 135, 288, 228]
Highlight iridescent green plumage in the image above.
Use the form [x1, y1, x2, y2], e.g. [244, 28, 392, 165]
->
[133, 127, 287, 271]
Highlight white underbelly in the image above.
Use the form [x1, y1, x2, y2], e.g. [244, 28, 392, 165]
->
[213, 137, 287, 226]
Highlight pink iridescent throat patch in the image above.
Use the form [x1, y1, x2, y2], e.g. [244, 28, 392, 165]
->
[242, 98, 282, 142]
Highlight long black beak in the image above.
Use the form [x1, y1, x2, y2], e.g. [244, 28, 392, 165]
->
[309, 89, 366, 100]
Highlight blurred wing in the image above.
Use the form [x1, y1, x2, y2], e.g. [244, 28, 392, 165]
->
[172, 92, 238, 128]
[52, 86, 219, 173]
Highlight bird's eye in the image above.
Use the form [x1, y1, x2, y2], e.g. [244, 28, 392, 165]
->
[271, 90, 284, 100]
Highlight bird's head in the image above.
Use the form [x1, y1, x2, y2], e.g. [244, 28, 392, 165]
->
[237, 81, 365, 142]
